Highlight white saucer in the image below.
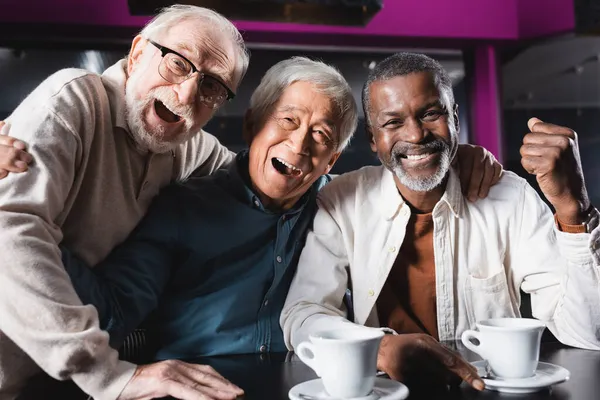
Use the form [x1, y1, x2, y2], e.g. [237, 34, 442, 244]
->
[472, 360, 570, 394]
[289, 377, 409, 400]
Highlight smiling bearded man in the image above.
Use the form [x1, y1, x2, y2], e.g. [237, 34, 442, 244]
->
[282, 52, 600, 391]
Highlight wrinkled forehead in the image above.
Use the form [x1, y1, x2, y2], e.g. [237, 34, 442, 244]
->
[278, 83, 340, 121]
[158, 20, 240, 88]
[370, 73, 441, 112]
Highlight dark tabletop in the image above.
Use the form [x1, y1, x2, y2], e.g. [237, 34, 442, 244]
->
[18, 341, 600, 400]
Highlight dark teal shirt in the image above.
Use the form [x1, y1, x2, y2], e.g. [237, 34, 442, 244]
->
[64, 151, 330, 360]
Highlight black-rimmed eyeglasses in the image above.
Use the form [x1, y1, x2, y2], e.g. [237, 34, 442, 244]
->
[148, 39, 235, 109]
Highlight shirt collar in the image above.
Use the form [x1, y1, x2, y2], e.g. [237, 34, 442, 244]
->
[228, 150, 321, 216]
[380, 166, 463, 220]
[101, 59, 129, 131]
[437, 168, 463, 218]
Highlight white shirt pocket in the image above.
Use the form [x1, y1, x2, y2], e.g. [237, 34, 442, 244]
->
[464, 269, 517, 325]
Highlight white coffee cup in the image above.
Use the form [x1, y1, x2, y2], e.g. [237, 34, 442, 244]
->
[461, 318, 545, 379]
[296, 327, 385, 398]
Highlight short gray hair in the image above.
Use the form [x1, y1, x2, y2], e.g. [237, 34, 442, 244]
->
[362, 53, 455, 128]
[249, 57, 358, 152]
[139, 5, 250, 83]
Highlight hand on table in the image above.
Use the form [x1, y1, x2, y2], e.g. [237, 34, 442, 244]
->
[118, 360, 244, 400]
[377, 333, 484, 391]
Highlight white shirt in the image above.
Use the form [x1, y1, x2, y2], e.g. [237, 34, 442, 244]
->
[281, 165, 600, 351]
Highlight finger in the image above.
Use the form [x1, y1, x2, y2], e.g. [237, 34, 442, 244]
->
[528, 117, 575, 139]
[0, 170, 8, 180]
[181, 363, 244, 395]
[0, 121, 8, 135]
[168, 371, 242, 400]
[458, 149, 474, 196]
[520, 144, 564, 164]
[426, 343, 484, 391]
[0, 148, 32, 172]
[521, 155, 552, 176]
[478, 156, 494, 199]
[523, 133, 572, 149]
[492, 162, 503, 184]
[0, 135, 26, 150]
[162, 380, 212, 400]
[466, 157, 485, 202]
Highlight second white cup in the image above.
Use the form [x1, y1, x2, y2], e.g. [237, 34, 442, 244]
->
[461, 318, 546, 379]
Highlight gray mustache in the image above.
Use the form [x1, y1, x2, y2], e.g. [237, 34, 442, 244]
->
[391, 140, 447, 158]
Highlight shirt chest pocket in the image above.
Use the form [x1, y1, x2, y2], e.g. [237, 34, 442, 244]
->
[464, 268, 518, 325]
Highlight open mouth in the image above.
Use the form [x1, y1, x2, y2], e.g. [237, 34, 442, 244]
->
[272, 157, 303, 177]
[154, 100, 181, 123]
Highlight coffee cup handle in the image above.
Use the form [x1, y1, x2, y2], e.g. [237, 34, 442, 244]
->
[461, 329, 484, 357]
[296, 342, 321, 377]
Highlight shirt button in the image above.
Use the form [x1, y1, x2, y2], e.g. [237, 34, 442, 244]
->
[276, 255, 282, 263]
[254, 199, 260, 207]
[264, 299, 269, 306]
[368, 289, 375, 297]
[388, 246, 396, 253]
[259, 345, 267, 353]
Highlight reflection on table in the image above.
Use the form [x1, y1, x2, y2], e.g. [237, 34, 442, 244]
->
[18, 341, 600, 400]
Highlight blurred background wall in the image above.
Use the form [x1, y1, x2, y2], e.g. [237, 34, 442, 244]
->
[0, 0, 598, 203]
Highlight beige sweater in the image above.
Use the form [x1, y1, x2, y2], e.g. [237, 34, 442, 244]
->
[0, 61, 235, 399]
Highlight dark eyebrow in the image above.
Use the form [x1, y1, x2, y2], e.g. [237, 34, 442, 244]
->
[419, 100, 446, 113]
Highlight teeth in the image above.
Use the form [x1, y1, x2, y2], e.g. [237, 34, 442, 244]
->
[276, 157, 301, 173]
[157, 100, 181, 119]
[405, 153, 430, 160]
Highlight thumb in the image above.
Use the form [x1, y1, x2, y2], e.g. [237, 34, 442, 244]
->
[527, 117, 542, 132]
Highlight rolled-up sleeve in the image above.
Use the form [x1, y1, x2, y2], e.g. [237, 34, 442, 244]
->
[517, 184, 600, 350]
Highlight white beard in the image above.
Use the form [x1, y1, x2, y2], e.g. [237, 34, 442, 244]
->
[388, 125, 458, 192]
[124, 70, 197, 153]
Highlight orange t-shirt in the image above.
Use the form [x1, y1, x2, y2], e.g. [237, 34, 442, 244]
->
[376, 212, 438, 340]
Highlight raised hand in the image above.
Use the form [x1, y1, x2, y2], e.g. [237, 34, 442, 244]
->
[118, 360, 244, 400]
[521, 117, 590, 224]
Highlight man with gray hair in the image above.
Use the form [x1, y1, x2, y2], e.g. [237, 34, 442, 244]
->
[58, 55, 498, 389]
[282, 52, 600, 388]
[0, 5, 249, 400]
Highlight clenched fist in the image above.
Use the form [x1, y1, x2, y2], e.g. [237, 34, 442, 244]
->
[520, 117, 590, 225]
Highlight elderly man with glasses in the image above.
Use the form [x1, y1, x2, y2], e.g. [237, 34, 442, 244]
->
[0, 5, 248, 400]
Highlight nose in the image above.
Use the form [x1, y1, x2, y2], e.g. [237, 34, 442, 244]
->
[173, 77, 199, 106]
[287, 128, 311, 155]
[401, 118, 428, 144]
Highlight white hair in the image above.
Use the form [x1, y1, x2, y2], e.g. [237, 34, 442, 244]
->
[139, 5, 250, 82]
[249, 57, 358, 152]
